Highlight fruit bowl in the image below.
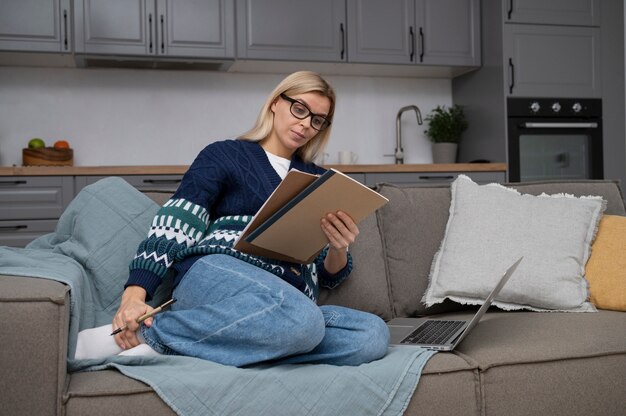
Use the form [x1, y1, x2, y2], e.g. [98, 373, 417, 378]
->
[23, 147, 73, 166]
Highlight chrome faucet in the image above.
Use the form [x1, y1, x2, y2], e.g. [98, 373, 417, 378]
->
[391, 105, 423, 164]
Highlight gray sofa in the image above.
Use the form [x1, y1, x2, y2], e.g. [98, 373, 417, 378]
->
[1, 179, 625, 416]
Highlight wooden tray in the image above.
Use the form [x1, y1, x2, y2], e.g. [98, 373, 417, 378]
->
[23, 147, 73, 166]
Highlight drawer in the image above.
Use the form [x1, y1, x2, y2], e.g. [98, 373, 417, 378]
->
[0, 219, 58, 248]
[0, 177, 74, 220]
[365, 171, 506, 186]
[75, 175, 183, 193]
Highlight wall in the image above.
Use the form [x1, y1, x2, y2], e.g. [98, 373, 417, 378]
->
[0, 67, 452, 167]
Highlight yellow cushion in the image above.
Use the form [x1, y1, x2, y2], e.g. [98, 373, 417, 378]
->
[585, 215, 626, 311]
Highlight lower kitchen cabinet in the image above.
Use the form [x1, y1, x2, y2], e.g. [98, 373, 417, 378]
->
[0, 168, 505, 247]
[365, 171, 505, 187]
[74, 175, 183, 193]
[0, 176, 74, 247]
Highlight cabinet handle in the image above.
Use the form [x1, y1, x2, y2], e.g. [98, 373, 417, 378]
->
[508, 58, 515, 94]
[419, 27, 424, 62]
[409, 26, 415, 62]
[0, 180, 27, 186]
[148, 14, 153, 53]
[418, 175, 455, 181]
[63, 9, 68, 50]
[0, 225, 28, 232]
[340, 23, 345, 60]
[160, 14, 165, 54]
[507, 0, 513, 20]
[142, 179, 181, 185]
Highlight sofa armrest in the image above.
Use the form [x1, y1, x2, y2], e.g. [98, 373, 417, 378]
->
[0, 275, 70, 416]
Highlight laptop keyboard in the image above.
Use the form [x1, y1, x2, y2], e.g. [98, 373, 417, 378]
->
[401, 320, 466, 345]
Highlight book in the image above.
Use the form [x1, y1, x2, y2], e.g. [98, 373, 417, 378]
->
[233, 168, 389, 263]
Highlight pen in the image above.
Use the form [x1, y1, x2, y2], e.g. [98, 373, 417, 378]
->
[110, 298, 177, 336]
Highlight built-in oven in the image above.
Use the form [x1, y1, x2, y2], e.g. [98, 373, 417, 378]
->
[507, 98, 603, 182]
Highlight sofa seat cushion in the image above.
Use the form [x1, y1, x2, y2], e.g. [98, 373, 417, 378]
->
[448, 309, 626, 416]
[65, 371, 175, 416]
[451, 310, 626, 367]
[405, 353, 481, 416]
[64, 353, 481, 416]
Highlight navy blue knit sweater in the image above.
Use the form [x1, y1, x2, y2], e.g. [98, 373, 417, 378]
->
[126, 139, 352, 301]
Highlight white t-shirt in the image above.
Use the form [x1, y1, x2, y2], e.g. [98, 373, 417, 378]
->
[265, 150, 291, 180]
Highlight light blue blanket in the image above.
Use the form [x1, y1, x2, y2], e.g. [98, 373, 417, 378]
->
[0, 177, 435, 416]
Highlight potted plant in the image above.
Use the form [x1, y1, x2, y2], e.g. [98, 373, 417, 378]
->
[424, 104, 468, 163]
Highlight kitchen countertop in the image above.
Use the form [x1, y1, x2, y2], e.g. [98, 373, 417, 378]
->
[0, 163, 506, 176]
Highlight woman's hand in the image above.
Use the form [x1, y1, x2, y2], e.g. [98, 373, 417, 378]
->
[113, 285, 154, 350]
[321, 210, 359, 274]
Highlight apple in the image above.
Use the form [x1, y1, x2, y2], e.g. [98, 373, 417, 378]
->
[28, 138, 45, 149]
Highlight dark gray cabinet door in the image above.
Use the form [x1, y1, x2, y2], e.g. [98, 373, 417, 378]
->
[74, 0, 153, 55]
[504, 0, 600, 26]
[156, 0, 234, 58]
[236, 0, 347, 62]
[74, 0, 234, 58]
[347, 0, 416, 64]
[0, 0, 72, 52]
[346, 0, 480, 67]
[504, 24, 601, 97]
[415, 0, 481, 66]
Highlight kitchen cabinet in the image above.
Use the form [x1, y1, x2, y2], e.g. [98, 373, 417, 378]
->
[0, 0, 72, 53]
[0, 177, 74, 248]
[74, 0, 235, 59]
[504, 0, 600, 26]
[452, 0, 604, 166]
[504, 24, 601, 97]
[364, 171, 504, 187]
[347, 0, 480, 66]
[75, 175, 183, 194]
[236, 0, 346, 62]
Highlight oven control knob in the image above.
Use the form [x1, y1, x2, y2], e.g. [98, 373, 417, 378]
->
[529, 102, 541, 113]
[551, 102, 562, 113]
[572, 102, 583, 113]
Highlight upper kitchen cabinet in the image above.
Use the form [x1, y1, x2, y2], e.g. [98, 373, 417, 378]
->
[347, 0, 480, 67]
[504, 0, 600, 27]
[74, 0, 235, 59]
[504, 23, 601, 97]
[0, 0, 72, 53]
[415, 0, 480, 66]
[236, 0, 346, 62]
[346, 0, 415, 64]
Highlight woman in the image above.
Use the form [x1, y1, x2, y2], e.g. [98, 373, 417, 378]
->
[76, 71, 389, 367]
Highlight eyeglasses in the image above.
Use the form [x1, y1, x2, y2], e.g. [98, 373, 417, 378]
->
[280, 93, 331, 131]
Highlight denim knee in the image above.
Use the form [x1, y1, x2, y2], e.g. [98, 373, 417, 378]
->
[286, 300, 326, 354]
[358, 315, 390, 363]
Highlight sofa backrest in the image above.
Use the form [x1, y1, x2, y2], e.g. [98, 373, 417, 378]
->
[143, 180, 626, 321]
[320, 179, 626, 320]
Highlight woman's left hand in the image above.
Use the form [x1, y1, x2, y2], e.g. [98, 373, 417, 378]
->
[321, 211, 359, 273]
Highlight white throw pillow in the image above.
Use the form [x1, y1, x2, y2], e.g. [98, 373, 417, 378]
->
[422, 175, 606, 312]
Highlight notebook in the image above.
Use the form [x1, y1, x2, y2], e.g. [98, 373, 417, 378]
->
[233, 168, 388, 263]
[387, 257, 523, 351]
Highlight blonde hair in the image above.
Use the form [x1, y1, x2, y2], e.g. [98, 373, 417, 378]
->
[239, 71, 336, 163]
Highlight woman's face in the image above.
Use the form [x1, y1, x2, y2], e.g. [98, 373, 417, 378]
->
[265, 91, 331, 158]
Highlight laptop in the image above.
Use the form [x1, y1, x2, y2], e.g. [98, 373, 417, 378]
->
[388, 257, 523, 351]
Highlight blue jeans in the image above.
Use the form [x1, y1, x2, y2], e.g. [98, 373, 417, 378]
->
[141, 255, 389, 367]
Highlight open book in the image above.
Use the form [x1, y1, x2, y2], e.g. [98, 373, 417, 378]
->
[233, 168, 389, 263]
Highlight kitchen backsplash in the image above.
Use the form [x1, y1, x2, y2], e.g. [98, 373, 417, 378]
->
[0, 67, 452, 166]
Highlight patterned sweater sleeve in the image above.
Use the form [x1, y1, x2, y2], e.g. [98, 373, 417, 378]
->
[314, 247, 353, 289]
[126, 147, 224, 299]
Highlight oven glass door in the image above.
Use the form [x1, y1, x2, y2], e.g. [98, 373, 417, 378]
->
[508, 120, 602, 182]
[519, 133, 590, 181]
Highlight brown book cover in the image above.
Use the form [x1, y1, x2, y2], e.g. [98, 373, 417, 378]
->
[233, 168, 389, 263]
